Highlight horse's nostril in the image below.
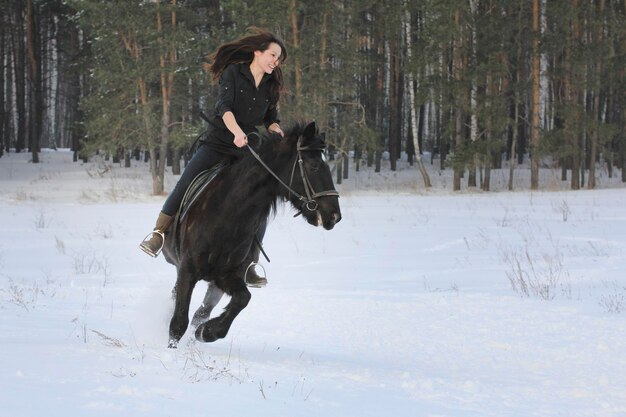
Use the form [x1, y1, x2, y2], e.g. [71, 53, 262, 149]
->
[332, 212, 342, 223]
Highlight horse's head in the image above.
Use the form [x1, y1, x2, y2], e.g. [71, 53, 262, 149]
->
[285, 121, 341, 230]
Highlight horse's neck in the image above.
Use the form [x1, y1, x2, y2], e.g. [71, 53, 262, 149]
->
[243, 146, 294, 197]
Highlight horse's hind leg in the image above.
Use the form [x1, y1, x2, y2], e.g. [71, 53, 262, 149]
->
[191, 281, 224, 327]
[195, 279, 251, 343]
[168, 268, 197, 348]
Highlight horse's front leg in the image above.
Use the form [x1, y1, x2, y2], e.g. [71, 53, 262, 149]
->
[191, 281, 224, 327]
[168, 267, 198, 348]
[195, 278, 251, 343]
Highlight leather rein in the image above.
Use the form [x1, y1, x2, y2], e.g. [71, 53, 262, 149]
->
[245, 133, 339, 215]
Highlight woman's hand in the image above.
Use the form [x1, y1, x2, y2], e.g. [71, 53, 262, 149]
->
[268, 123, 284, 138]
[233, 131, 248, 148]
[222, 111, 248, 148]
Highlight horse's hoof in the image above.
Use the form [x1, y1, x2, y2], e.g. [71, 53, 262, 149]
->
[195, 323, 219, 343]
[168, 339, 179, 349]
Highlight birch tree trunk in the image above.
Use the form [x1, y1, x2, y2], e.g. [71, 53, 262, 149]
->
[403, 6, 431, 187]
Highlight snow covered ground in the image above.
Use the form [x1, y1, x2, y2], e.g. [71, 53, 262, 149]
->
[1, 149, 626, 417]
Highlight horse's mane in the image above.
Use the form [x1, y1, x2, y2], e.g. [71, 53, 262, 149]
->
[216, 122, 312, 219]
[228, 121, 317, 177]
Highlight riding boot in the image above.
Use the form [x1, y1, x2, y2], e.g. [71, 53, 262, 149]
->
[245, 242, 268, 288]
[139, 212, 174, 258]
[245, 220, 268, 287]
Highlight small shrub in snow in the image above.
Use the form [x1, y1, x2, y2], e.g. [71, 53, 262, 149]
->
[500, 245, 571, 300]
[55, 236, 66, 254]
[91, 329, 126, 348]
[34, 209, 50, 230]
[599, 293, 625, 313]
[71, 250, 111, 286]
[5, 282, 30, 311]
[598, 281, 626, 313]
[181, 342, 242, 384]
[551, 199, 571, 222]
[95, 224, 113, 239]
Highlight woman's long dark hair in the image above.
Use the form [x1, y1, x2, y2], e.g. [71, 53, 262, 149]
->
[208, 27, 287, 105]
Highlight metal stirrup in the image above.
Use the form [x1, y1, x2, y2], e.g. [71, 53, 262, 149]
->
[140, 229, 165, 257]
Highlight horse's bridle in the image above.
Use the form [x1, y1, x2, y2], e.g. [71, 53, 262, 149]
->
[245, 134, 339, 215]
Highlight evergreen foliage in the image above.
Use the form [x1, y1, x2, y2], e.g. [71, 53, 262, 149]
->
[0, 0, 623, 191]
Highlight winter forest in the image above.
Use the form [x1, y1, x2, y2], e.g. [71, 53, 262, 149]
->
[3, 2, 626, 416]
[0, 0, 625, 194]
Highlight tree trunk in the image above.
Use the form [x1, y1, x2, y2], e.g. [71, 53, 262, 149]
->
[289, 0, 302, 113]
[530, 0, 541, 189]
[156, 0, 176, 195]
[318, 11, 328, 130]
[172, 148, 181, 175]
[336, 154, 342, 185]
[503, 41, 516, 191]
[468, 156, 477, 188]
[453, 10, 464, 191]
[509, 99, 519, 191]
[69, 22, 82, 159]
[482, 69, 494, 192]
[587, 0, 605, 189]
[569, 0, 581, 190]
[621, 86, 626, 183]
[0, 11, 6, 157]
[26, 0, 41, 162]
[11, 2, 26, 153]
[404, 7, 431, 187]
[418, 103, 425, 156]
[622, 118, 626, 183]
[388, 38, 400, 172]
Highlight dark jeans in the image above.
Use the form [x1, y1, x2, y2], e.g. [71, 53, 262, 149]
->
[162, 144, 228, 216]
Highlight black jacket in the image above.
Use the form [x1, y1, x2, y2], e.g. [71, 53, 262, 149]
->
[204, 63, 280, 155]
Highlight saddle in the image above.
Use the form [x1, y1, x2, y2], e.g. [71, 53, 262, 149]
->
[178, 161, 228, 222]
[175, 159, 271, 264]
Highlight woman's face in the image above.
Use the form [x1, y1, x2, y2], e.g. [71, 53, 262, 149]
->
[253, 42, 282, 74]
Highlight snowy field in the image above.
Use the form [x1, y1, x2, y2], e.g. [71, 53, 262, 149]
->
[1, 149, 626, 417]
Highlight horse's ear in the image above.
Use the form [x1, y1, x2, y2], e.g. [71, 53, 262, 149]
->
[303, 121, 317, 139]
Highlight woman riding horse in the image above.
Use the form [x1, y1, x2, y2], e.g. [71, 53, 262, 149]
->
[163, 121, 341, 347]
[140, 27, 287, 286]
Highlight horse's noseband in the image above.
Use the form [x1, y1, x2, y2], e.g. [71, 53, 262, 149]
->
[289, 137, 340, 213]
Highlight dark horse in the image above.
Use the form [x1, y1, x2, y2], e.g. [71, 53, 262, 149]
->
[162, 121, 341, 348]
